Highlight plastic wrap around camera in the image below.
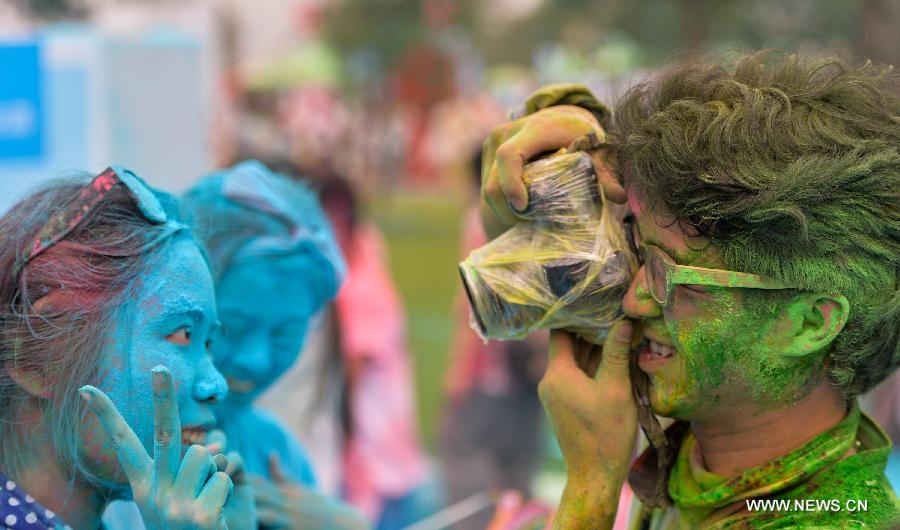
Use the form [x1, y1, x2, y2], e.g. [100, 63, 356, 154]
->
[460, 151, 637, 345]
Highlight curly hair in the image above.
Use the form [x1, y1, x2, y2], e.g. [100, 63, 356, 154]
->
[613, 50, 900, 397]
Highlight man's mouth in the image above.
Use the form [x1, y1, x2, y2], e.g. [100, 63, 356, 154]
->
[649, 339, 676, 358]
[638, 338, 676, 372]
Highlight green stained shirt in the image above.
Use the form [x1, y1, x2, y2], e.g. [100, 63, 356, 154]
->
[628, 402, 900, 529]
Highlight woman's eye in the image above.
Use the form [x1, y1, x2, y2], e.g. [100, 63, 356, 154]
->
[272, 325, 303, 348]
[166, 327, 192, 345]
[272, 329, 294, 346]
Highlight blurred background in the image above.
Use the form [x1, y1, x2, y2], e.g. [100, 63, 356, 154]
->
[1, 0, 898, 527]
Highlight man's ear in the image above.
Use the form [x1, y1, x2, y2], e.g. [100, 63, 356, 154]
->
[774, 293, 850, 359]
[6, 364, 54, 399]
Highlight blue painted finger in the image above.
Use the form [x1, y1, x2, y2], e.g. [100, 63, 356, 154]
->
[175, 444, 216, 499]
[79, 385, 152, 486]
[151, 365, 182, 487]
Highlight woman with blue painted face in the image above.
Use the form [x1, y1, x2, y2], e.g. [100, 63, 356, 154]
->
[0, 168, 253, 530]
[184, 160, 368, 529]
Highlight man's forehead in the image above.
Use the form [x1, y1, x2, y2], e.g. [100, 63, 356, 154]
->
[626, 187, 721, 267]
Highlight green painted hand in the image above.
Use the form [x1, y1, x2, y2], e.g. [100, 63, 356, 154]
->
[539, 322, 637, 530]
[480, 104, 624, 240]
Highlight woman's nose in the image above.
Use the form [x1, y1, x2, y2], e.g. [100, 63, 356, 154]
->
[623, 266, 662, 319]
[193, 358, 228, 404]
[227, 336, 273, 379]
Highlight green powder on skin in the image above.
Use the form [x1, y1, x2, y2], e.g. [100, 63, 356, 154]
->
[652, 286, 830, 420]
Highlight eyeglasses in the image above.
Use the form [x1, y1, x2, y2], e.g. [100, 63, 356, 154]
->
[641, 243, 797, 307]
[14, 166, 167, 277]
[622, 217, 797, 307]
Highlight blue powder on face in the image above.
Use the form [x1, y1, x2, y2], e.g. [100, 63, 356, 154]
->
[179, 161, 344, 482]
[212, 253, 330, 407]
[96, 235, 225, 457]
[183, 161, 344, 407]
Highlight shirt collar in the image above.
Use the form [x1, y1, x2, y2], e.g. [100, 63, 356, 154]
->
[628, 400, 888, 523]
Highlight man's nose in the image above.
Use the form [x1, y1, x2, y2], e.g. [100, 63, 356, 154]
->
[623, 266, 662, 319]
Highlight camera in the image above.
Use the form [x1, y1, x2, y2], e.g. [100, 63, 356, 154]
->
[459, 151, 636, 344]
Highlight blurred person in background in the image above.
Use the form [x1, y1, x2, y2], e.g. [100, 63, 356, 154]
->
[183, 160, 368, 529]
[317, 174, 438, 530]
[439, 150, 548, 530]
[251, 162, 350, 499]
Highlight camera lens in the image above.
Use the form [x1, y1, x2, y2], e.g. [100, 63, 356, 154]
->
[459, 263, 545, 340]
[459, 265, 490, 336]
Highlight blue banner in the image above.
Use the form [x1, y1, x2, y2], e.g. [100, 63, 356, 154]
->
[0, 43, 43, 159]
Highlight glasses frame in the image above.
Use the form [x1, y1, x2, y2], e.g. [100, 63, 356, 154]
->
[641, 243, 797, 307]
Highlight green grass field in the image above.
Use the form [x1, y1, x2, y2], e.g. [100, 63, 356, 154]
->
[369, 190, 467, 450]
[371, 190, 567, 497]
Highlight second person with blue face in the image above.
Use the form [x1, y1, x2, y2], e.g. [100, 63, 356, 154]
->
[184, 160, 368, 529]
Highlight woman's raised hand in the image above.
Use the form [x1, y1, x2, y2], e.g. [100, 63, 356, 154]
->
[249, 453, 369, 530]
[79, 365, 233, 529]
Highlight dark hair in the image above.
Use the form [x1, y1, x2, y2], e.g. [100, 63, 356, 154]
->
[313, 172, 359, 232]
[0, 175, 191, 480]
[613, 50, 900, 396]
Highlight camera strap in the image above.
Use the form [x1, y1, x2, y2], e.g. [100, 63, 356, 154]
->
[628, 350, 685, 508]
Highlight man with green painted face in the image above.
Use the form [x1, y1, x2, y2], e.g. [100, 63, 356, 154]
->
[480, 51, 900, 529]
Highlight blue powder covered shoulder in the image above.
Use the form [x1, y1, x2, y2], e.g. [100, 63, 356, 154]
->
[240, 407, 318, 487]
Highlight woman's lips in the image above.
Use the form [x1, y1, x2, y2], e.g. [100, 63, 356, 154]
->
[225, 376, 256, 394]
[638, 339, 676, 372]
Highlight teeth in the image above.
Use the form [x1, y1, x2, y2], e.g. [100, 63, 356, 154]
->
[181, 429, 206, 446]
[649, 340, 675, 359]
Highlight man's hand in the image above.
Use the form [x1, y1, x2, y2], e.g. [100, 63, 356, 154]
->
[480, 105, 626, 240]
[250, 453, 369, 530]
[80, 366, 235, 530]
[539, 322, 637, 530]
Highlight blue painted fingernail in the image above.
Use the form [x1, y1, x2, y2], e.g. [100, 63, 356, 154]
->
[151, 366, 166, 386]
[78, 387, 92, 403]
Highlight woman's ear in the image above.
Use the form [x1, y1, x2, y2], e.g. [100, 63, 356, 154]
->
[774, 293, 850, 359]
[6, 364, 54, 399]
